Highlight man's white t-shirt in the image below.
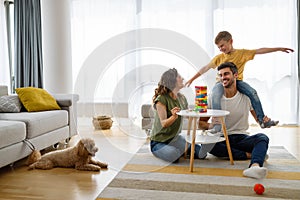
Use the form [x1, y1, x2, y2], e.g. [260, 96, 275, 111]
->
[208, 91, 253, 135]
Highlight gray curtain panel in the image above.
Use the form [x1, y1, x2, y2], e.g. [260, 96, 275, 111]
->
[14, 0, 43, 89]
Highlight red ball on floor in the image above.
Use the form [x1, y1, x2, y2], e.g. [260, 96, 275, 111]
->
[254, 183, 265, 195]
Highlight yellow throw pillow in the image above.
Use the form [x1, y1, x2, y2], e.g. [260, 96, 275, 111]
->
[16, 87, 61, 112]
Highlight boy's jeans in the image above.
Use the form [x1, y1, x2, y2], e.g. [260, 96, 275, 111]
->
[211, 80, 264, 131]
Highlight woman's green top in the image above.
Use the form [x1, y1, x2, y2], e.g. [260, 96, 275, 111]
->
[150, 93, 188, 142]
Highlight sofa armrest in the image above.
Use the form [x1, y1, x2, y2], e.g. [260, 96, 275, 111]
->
[52, 93, 79, 137]
[52, 94, 79, 107]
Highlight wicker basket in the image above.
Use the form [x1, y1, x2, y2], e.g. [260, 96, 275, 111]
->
[92, 115, 113, 130]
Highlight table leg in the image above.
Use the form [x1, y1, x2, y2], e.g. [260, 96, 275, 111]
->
[184, 117, 193, 159]
[189, 117, 197, 172]
[221, 117, 234, 165]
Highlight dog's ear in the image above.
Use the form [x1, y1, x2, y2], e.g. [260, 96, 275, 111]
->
[77, 140, 89, 157]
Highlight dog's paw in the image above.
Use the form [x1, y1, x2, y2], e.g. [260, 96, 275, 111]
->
[92, 166, 101, 171]
[99, 162, 108, 168]
[75, 164, 101, 171]
[94, 160, 108, 168]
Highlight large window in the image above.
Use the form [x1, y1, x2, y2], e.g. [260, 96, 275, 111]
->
[71, 0, 299, 124]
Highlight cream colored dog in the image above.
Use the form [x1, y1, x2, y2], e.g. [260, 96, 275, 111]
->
[27, 138, 108, 171]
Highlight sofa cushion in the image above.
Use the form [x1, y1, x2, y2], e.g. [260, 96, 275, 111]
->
[0, 110, 68, 139]
[0, 120, 26, 148]
[0, 95, 22, 113]
[16, 87, 61, 112]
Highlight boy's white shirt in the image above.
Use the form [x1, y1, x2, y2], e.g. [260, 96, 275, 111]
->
[208, 91, 253, 135]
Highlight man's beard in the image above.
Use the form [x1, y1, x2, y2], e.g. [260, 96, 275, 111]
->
[223, 78, 234, 88]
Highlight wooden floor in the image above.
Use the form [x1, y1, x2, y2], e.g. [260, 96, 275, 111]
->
[0, 117, 299, 200]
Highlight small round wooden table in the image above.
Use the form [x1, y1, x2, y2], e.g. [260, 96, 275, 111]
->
[177, 109, 233, 172]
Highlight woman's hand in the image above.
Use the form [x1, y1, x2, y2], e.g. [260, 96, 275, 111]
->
[171, 106, 181, 116]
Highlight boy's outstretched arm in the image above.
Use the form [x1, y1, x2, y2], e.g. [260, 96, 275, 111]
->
[255, 47, 294, 54]
[185, 62, 216, 87]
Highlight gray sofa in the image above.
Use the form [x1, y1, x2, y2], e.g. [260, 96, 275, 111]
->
[141, 104, 155, 133]
[0, 85, 79, 168]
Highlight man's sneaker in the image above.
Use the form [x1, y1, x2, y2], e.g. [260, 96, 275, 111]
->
[260, 120, 279, 128]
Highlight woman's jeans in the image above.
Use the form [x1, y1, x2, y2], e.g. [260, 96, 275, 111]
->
[209, 133, 269, 167]
[150, 135, 202, 163]
[211, 80, 264, 131]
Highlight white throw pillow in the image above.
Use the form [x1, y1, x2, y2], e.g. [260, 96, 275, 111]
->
[0, 95, 22, 113]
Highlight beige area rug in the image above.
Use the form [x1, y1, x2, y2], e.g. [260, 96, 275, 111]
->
[97, 141, 300, 200]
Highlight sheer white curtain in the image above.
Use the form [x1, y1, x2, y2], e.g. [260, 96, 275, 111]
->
[71, 0, 137, 103]
[70, 0, 298, 124]
[214, 0, 298, 125]
[0, 0, 11, 91]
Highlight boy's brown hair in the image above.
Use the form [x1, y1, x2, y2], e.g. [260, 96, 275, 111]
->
[215, 31, 232, 44]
